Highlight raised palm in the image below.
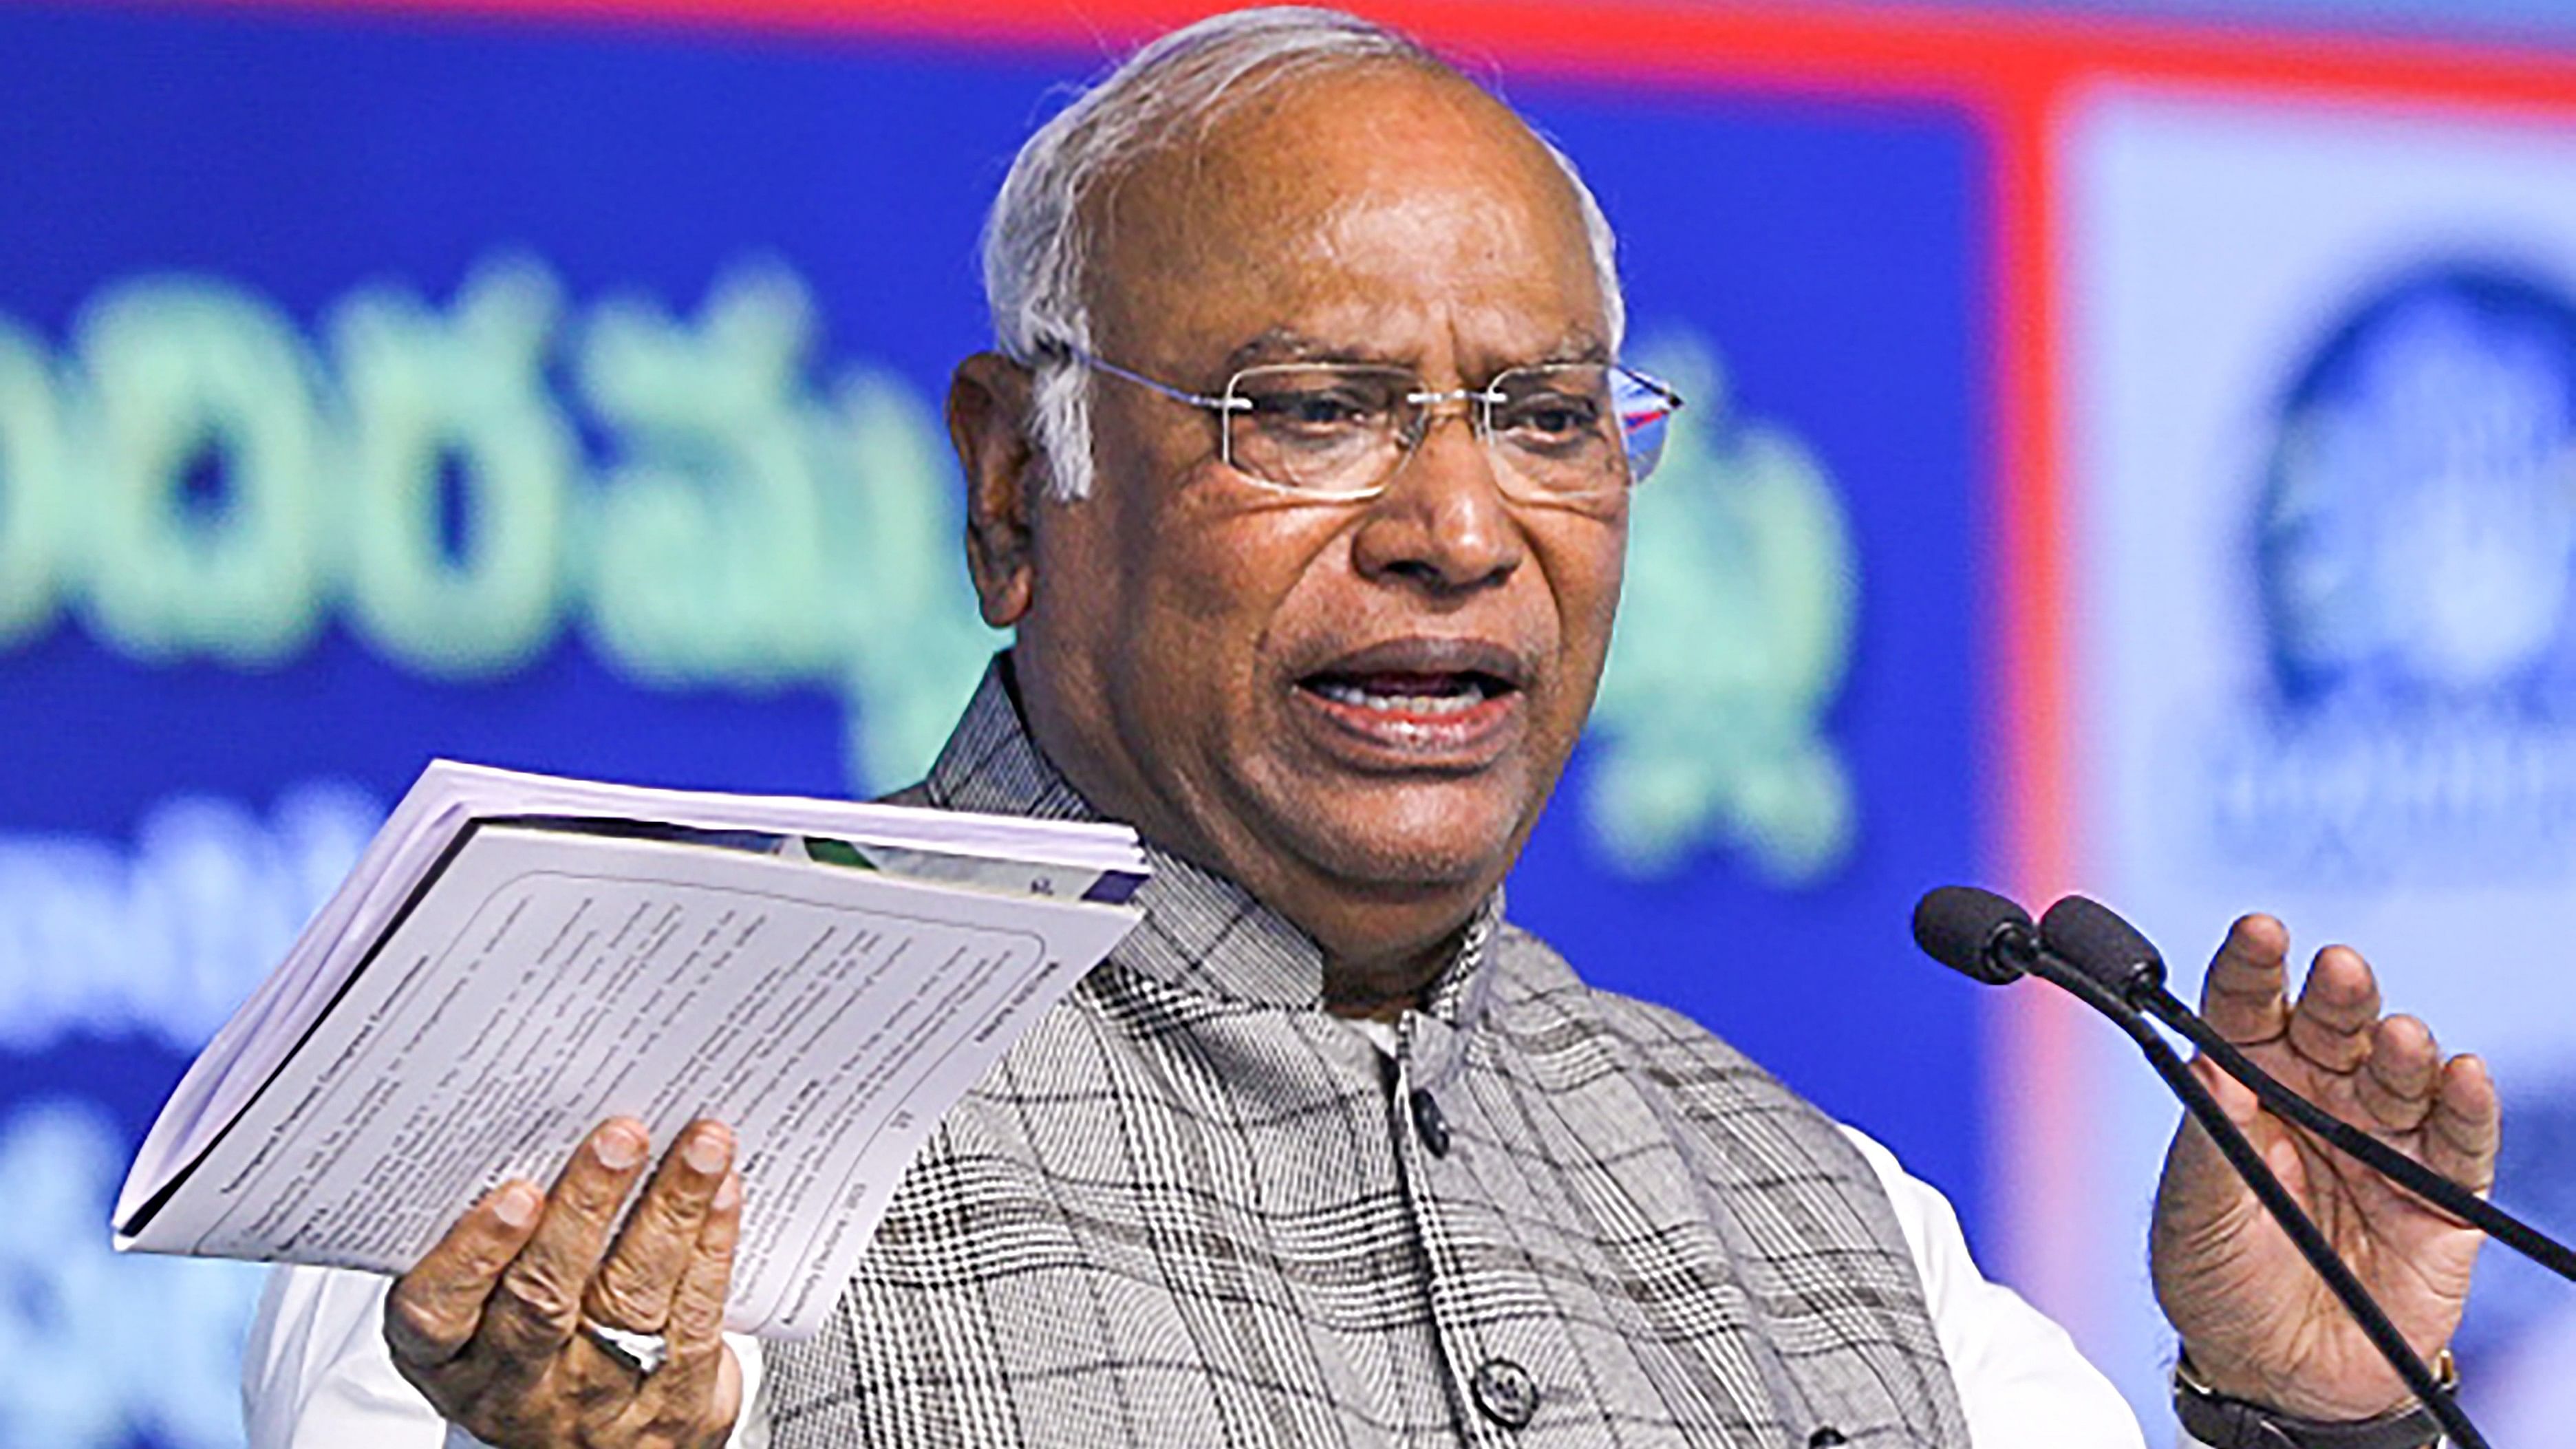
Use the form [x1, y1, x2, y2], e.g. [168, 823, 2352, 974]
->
[2150, 914, 2499, 1421]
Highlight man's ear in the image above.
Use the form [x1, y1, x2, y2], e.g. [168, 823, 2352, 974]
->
[948, 352, 1043, 629]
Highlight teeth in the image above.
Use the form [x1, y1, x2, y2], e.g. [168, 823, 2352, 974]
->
[1313, 680, 1368, 707]
[1310, 680, 1491, 715]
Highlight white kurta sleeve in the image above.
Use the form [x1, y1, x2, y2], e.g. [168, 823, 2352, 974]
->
[1840, 1128, 2148, 1449]
[242, 1263, 769, 1449]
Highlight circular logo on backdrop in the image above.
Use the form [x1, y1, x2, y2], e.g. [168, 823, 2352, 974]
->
[2260, 268, 2576, 712]
[2213, 265, 2576, 879]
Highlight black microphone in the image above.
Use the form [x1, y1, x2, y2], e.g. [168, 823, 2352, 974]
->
[1910, 885, 2039, 985]
[2039, 894, 2576, 1287]
[2037, 894, 2165, 996]
[1914, 886, 2489, 1449]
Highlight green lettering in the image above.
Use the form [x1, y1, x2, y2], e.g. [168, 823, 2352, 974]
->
[579, 266, 834, 685]
[77, 279, 324, 665]
[335, 259, 574, 677]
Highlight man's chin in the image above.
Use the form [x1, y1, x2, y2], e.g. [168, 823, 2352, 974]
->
[1254, 788, 1528, 901]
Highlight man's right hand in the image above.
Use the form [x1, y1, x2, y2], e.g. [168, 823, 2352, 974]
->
[383, 1117, 745, 1449]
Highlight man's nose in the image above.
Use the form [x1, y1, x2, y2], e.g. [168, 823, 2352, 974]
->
[1349, 408, 1524, 593]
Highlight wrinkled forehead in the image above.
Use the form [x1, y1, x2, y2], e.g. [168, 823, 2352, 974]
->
[1083, 64, 1608, 372]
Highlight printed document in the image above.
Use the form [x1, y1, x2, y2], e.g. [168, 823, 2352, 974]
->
[116, 763, 1149, 1337]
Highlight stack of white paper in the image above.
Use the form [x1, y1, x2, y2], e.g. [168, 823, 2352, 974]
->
[114, 760, 1149, 1337]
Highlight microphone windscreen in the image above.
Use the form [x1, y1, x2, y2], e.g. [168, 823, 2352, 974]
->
[2039, 895, 2167, 994]
[1912, 886, 2035, 985]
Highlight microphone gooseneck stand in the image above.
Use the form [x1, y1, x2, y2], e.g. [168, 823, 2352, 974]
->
[2010, 935, 2489, 1449]
[1911, 887, 2495, 1449]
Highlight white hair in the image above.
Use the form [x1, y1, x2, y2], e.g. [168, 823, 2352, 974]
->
[981, 5, 1628, 499]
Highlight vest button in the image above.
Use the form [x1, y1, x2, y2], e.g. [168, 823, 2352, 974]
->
[1408, 1088, 1451, 1157]
[1810, 1431, 1850, 1448]
[1470, 1356, 1538, 1428]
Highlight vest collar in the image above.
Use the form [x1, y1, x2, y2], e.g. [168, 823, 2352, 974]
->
[922, 654, 1499, 1024]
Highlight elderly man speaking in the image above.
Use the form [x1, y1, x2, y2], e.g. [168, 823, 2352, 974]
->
[246, 8, 2499, 1448]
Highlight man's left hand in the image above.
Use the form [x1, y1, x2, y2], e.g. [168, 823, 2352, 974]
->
[2151, 914, 2500, 1420]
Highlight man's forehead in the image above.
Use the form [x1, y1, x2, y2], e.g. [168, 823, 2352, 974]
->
[1086, 64, 1604, 361]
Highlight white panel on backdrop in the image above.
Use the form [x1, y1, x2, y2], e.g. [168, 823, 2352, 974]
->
[2066, 81, 2576, 1439]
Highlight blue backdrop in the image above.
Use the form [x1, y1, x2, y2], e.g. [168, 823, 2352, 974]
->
[0, 7, 1990, 1444]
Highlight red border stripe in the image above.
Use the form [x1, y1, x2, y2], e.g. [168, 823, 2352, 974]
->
[103, 0, 2576, 109]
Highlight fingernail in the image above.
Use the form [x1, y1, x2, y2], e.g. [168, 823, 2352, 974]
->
[594, 1124, 647, 1170]
[711, 1174, 741, 1212]
[683, 1127, 732, 1176]
[493, 1182, 541, 1230]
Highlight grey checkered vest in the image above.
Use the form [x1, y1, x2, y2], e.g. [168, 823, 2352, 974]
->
[765, 662, 1969, 1446]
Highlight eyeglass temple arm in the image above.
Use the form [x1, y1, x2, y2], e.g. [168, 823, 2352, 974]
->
[1612, 364, 1684, 410]
[1047, 344, 1249, 414]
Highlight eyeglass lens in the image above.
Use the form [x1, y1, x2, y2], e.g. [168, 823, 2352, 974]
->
[1220, 363, 1675, 495]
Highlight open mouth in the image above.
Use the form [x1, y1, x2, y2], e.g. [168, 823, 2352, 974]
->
[1291, 640, 1530, 756]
